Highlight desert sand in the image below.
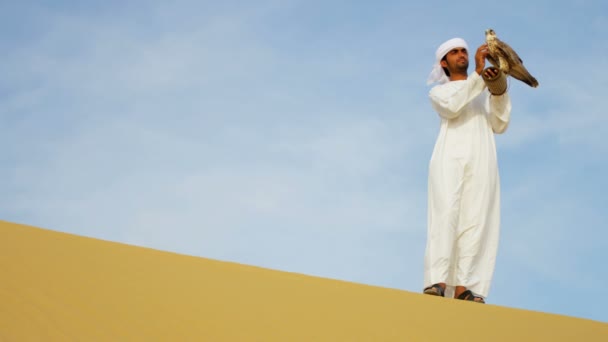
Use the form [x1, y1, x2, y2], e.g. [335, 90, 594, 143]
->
[1, 219, 606, 341]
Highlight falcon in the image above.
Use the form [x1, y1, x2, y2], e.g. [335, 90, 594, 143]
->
[485, 29, 539, 88]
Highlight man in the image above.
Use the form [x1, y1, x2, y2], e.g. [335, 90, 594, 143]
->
[422, 38, 511, 303]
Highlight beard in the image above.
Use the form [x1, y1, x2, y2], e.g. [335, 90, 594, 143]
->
[449, 58, 469, 74]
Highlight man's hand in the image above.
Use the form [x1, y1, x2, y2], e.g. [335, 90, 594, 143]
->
[483, 67, 499, 79]
[475, 44, 488, 75]
[482, 66, 507, 95]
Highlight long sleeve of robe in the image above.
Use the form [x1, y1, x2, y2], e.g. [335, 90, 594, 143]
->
[424, 72, 511, 298]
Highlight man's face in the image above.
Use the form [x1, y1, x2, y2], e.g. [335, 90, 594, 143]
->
[441, 47, 469, 75]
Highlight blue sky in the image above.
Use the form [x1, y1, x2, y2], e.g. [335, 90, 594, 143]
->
[2, 0, 607, 322]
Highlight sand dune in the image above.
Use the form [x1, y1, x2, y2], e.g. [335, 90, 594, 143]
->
[1, 220, 606, 341]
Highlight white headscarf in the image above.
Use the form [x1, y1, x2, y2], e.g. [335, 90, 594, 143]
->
[426, 38, 469, 85]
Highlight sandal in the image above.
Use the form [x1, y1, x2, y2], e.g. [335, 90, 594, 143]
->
[423, 283, 445, 297]
[456, 290, 485, 304]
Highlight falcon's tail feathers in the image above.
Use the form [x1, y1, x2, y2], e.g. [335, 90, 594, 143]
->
[509, 65, 539, 88]
[526, 76, 539, 88]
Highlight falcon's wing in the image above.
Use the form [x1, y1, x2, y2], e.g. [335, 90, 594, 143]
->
[496, 38, 523, 66]
[496, 38, 539, 87]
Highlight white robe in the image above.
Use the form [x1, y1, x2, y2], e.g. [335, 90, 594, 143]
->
[424, 72, 511, 298]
